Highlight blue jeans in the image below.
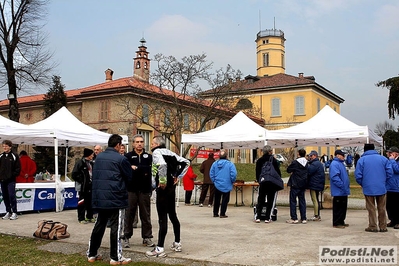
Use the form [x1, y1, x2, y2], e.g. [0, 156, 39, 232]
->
[289, 187, 306, 221]
[0, 180, 17, 213]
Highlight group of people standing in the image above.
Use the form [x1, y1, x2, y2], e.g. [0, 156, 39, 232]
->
[0, 140, 37, 221]
[79, 134, 189, 264]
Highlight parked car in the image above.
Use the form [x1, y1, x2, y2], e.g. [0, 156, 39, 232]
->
[275, 154, 287, 162]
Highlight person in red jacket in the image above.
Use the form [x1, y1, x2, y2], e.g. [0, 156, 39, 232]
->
[183, 164, 197, 205]
[16, 150, 37, 183]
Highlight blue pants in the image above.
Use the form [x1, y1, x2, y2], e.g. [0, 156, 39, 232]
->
[0, 180, 17, 213]
[289, 187, 306, 221]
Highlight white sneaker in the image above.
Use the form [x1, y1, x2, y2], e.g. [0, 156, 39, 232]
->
[9, 213, 18, 220]
[199, 203, 203, 207]
[170, 241, 182, 252]
[2, 212, 11, 219]
[301, 220, 307, 224]
[146, 246, 166, 257]
[255, 219, 260, 223]
[208, 204, 212, 208]
[265, 219, 271, 223]
[110, 256, 132, 265]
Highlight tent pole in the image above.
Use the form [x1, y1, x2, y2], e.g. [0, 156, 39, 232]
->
[176, 143, 184, 207]
[54, 137, 60, 212]
[65, 141, 69, 179]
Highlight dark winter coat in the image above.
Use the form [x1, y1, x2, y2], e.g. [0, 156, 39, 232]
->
[91, 147, 133, 209]
[72, 157, 93, 193]
[124, 149, 152, 193]
[287, 157, 308, 189]
[307, 158, 325, 191]
[200, 157, 215, 184]
[0, 151, 21, 182]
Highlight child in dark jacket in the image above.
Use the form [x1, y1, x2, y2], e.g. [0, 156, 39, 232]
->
[286, 149, 308, 224]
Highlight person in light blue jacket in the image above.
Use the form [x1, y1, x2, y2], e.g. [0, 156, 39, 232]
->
[355, 143, 393, 233]
[329, 150, 350, 229]
[210, 150, 237, 218]
[386, 146, 399, 229]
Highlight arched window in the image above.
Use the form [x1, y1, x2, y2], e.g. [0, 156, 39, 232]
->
[136, 61, 140, 69]
[263, 53, 269, 67]
[142, 104, 149, 123]
[235, 98, 253, 110]
[183, 114, 190, 130]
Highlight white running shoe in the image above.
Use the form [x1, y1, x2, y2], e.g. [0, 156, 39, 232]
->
[9, 213, 18, 220]
[110, 256, 132, 265]
[2, 212, 11, 219]
[146, 246, 166, 257]
[170, 241, 182, 252]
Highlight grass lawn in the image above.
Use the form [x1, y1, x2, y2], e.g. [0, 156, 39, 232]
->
[0, 234, 177, 266]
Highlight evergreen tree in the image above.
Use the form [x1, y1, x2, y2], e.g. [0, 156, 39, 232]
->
[34, 76, 73, 176]
[376, 75, 399, 119]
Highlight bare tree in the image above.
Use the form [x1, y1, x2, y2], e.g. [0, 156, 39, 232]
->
[374, 120, 395, 137]
[0, 0, 55, 121]
[118, 53, 261, 156]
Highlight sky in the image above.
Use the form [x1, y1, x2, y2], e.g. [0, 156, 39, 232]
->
[1, 0, 399, 131]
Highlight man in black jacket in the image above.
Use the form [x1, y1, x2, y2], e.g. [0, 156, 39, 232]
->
[87, 134, 133, 264]
[286, 148, 308, 224]
[0, 140, 21, 220]
[255, 145, 281, 223]
[72, 148, 95, 224]
[123, 134, 154, 248]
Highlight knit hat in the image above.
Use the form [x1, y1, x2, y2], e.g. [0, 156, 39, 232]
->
[364, 143, 375, 152]
[83, 148, 94, 157]
[334, 150, 346, 156]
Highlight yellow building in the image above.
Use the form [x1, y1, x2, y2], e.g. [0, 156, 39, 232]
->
[201, 28, 345, 158]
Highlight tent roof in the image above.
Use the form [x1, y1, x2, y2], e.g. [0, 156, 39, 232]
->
[181, 111, 266, 149]
[266, 105, 382, 147]
[25, 107, 111, 147]
[0, 115, 34, 144]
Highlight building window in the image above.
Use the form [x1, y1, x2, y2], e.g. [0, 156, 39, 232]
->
[144, 62, 147, 69]
[136, 61, 140, 69]
[200, 117, 206, 131]
[142, 104, 149, 123]
[271, 98, 280, 116]
[100, 100, 109, 121]
[164, 109, 171, 127]
[263, 53, 269, 67]
[183, 114, 190, 130]
[281, 54, 284, 68]
[334, 106, 337, 111]
[317, 98, 321, 112]
[235, 98, 252, 110]
[162, 133, 171, 149]
[137, 130, 151, 151]
[295, 96, 305, 115]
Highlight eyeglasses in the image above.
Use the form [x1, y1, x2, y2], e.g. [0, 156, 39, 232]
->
[135, 141, 144, 143]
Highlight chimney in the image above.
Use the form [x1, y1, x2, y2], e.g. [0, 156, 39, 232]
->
[105, 68, 114, 82]
[298, 72, 304, 78]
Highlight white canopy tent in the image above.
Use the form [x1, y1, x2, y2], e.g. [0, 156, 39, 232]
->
[265, 105, 383, 148]
[0, 115, 35, 143]
[181, 111, 267, 149]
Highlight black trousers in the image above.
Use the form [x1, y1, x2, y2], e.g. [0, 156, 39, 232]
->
[386, 191, 399, 225]
[124, 191, 153, 239]
[156, 187, 180, 248]
[332, 196, 348, 226]
[199, 184, 215, 205]
[77, 191, 93, 221]
[185, 190, 193, 204]
[88, 208, 125, 261]
[213, 188, 230, 216]
[256, 184, 277, 220]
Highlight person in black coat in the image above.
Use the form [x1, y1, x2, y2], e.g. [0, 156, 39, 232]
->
[254, 145, 282, 223]
[307, 150, 325, 221]
[72, 148, 95, 224]
[286, 149, 308, 224]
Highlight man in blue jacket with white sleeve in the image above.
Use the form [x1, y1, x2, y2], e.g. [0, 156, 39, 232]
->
[355, 143, 393, 232]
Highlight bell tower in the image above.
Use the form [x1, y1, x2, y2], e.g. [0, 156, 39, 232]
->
[133, 38, 150, 82]
[255, 29, 285, 77]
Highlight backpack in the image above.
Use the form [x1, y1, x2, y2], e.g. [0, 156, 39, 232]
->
[259, 156, 284, 191]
